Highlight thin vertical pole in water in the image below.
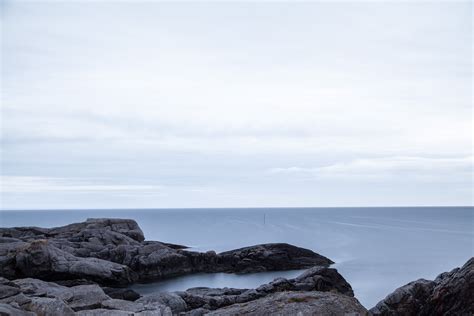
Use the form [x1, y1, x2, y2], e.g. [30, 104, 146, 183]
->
[264, 213, 266, 225]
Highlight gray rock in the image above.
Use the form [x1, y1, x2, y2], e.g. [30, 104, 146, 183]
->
[218, 243, 333, 273]
[204, 291, 368, 316]
[103, 287, 141, 301]
[370, 257, 473, 316]
[12, 240, 136, 285]
[181, 307, 209, 316]
[24, 297, 75, 316]
[76, 306, 172, 315]
[428, 257, 474, 315]
[180, 267, 354, 310]
[13, 278, 73, 301]
[136, 306, 172, 316]
[0, 293, 32, 306]
[292, 265, 354, 296]
[0, 240, 28, 278]
[101, 299, 147, 312]
[0, 285, 20, 299]
[76, 309, 136, 315]
[178, 265, 354, 312]
[0, 303, 35, 316]
[55, 279, 98, 287]
[0, 277, 16, 286]
[136, 292, 187, 314]
[68, 284, 111, 311]
[1, 219, 332, 286]
[370, 279, 435, 315]
[102, 299, 165, 311]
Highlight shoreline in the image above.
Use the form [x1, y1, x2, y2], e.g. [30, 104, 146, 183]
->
[0, 218, 472, 315]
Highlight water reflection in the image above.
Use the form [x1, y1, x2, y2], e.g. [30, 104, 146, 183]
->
[131, 270, 305, 294]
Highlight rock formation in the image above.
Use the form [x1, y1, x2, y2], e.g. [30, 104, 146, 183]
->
[1, 218, 472, 315]
[0, 218, 332, 286]
[370, 257, 473, 316]
[0, 264, 362, 315]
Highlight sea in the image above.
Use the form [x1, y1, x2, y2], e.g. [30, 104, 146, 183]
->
[1, 207, 472, 308]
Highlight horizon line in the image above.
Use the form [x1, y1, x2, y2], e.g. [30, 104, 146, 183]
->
[1, 205, 473, 212]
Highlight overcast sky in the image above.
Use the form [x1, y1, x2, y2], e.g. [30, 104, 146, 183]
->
[1, 1, 472, 209]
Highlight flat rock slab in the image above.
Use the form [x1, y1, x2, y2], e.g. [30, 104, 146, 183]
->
[13, 278, 74, 301]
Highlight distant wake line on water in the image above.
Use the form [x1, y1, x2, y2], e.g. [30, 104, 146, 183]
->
[323, 220, 473, 235]
[349, 215, 443, 225]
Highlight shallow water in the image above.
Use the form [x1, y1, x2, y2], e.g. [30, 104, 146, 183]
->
[131, 270, 306, 295]
[1, 207, 472, 308]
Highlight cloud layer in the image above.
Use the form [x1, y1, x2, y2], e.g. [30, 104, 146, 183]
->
[1, 2, 472, 209]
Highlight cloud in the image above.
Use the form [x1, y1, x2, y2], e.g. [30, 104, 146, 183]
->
[269, 156, 474, 180]
[1, 2, 472, 208]
[0, 176, 164, 194]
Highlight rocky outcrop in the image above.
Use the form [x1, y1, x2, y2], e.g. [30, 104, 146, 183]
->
[0, 276, 171, 315]
[0, 219, 332, 286]
[177, 265, 354, 312]
[1, 218, 471, 316]
[370, 257, 473, 316]
[0, 264, 361, 315]
[0, 218, 145, 242]
[13, 240, 137, 285]
[217, 243, 333, 273]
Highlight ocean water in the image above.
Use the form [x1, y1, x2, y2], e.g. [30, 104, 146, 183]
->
[1, 207, 472, 308]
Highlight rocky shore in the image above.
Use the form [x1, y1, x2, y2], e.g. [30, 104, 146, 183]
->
[0, 218, 472, 315]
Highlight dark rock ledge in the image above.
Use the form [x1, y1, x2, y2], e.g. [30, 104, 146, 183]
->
[0, 218, 332, 286]
[0, 218, 472, 315]
[0, 265, 363, 315]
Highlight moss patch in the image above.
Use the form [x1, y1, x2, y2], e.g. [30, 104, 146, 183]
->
[288, 296, 311, 303]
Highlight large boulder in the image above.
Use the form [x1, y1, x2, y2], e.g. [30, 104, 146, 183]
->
[136, 292, 187, 314]
[68, 285, 111, 311]
[0, 218, 144, 242]
[217, 243, 333, 273]
[371, 257, 473, 316]
[12, 240, 137, 285]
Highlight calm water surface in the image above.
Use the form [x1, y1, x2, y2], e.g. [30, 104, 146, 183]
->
[1, 207, 472, 308]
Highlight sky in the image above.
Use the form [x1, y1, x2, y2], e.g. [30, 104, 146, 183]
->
[0, 1, 472, 209]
